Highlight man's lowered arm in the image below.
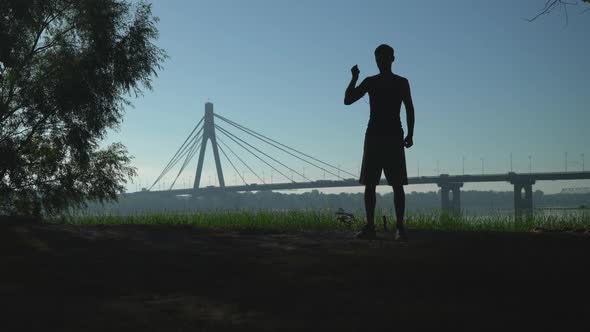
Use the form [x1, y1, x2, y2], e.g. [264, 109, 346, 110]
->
[403, 78, 415, 148]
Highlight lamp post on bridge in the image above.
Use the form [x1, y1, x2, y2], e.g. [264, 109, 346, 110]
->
[480, 158, 484, 175]
[462, 156, 465, 175]
[417, 160, 420, 177]
[529, 155, 532, 174]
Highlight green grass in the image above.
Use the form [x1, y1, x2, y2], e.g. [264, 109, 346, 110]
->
[56, 210, 346, 231]
[54, 209, 590, 233]
[406, 211, 590, 232]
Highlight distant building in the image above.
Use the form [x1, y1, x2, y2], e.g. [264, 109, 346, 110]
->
[560, 187, 590, 194]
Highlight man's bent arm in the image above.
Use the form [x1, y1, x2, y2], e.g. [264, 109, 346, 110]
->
[344, 77, 366, 105]
[403, 79, 415, 137]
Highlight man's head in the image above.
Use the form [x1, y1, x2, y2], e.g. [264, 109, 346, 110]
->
[374, 44, 395, 73]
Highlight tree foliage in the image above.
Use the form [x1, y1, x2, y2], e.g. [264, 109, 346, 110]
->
[0, 0, 166, 216]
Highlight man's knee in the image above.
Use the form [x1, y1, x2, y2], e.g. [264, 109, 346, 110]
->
[365, 184, 377, 194]
[392, 185, 405, 196]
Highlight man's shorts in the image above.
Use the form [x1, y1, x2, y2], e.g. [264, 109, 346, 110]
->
[359, 133, 408, 187]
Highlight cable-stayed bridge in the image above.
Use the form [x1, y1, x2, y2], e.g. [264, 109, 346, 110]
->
[148, 102, 359, 192]
[133, 103, 590, 217]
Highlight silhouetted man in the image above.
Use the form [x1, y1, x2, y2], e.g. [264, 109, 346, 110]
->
[344, 44, 415, 240]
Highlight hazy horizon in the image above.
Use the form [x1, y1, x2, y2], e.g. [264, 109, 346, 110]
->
[105, 0, 590, 195]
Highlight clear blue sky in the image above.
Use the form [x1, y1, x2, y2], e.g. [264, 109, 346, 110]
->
[107, 0, 590, 194]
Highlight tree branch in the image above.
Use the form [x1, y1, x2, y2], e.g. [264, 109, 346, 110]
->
[0, 64, 5, 103]
[527, 0, 560, 21]
[2, 72, 19, 117]
[526, 0, 579, 22]
[10, 176, 65, 191]
[32, 25, 78, 56]
[14, 107, 60, 153]
[0, 119, 28, 143]
[2, 2, 75, 125]
[28, 2, 75, 60]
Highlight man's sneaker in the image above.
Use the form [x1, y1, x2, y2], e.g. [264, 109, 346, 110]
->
[355, 224, 376, 240]
[395, 226, 408, 241]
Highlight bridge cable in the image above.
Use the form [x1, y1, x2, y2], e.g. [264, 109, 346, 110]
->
[150, 131, 203, 190]
[215, 125, 297, 183]
[214, 113, 357, 178]
[216, 140, 249, 186]
[169, 138, 204, 190]
[168, 140, 201, 190]
[215, 114, 346, 179]
[160, 129, 203, 178]
[216, 115, 344, 180]
[217, 135, 265, 185]
[149, 126, 204, 190]
[158, 117, 204, 175]
[216, 124, 311, 182]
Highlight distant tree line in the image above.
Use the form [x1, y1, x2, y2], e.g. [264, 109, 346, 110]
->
[81, 190, 590, 216]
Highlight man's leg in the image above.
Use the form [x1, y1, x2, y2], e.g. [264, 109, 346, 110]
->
[393, 185, 407, 239]
[364, 184, 377, 227]
[393, 185, 405, 226]
[355, 184, 378, 239]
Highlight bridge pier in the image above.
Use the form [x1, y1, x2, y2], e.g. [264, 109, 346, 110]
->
[511, 179, 535, 219]
[437, 182, 463, 214]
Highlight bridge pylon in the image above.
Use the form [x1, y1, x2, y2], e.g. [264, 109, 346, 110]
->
[193, 102, 225, 189]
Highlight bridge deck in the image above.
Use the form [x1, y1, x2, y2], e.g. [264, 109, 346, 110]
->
[134, 171, 590, 196]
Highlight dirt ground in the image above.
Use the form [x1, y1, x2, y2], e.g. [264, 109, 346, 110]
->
[1, 222, 589, 331]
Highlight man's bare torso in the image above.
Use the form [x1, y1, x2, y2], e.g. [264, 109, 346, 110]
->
[362, 73, 409, 136]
